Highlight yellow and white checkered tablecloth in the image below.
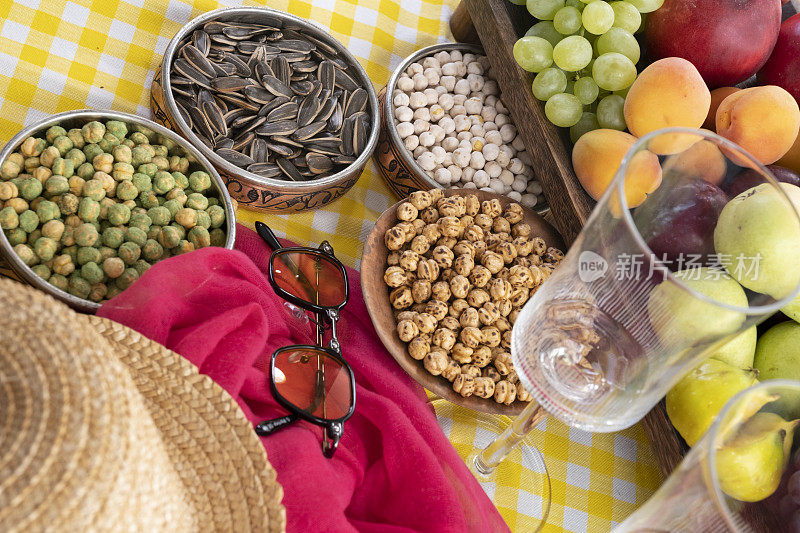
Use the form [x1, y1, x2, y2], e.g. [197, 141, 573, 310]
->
[0, 0, 663, 530]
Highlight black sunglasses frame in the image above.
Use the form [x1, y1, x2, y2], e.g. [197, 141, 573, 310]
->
[267, 247, 350, 315]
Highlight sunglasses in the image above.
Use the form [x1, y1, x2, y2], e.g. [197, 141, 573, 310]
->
[253, 222, 356, 458]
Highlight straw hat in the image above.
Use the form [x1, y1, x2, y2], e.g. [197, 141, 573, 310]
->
[0, 278, 286, 532]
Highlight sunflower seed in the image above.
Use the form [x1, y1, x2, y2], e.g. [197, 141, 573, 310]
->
[247, 162, 282, 178]
[193, 30, 210, 56]
[255, 120, 297, 137]
[211, 76, 250, 92]
[318, 61, 335, 92]
[352, 113, 368, 155]
[176, 101, 192, 129]
[261, 76, 293, 98]
[332, 154, 357, 165]
[174, 58, 211, 88]
[202, 100, 227, 137]
[291, 80, 315, 96]
[297, 95, 321, 127]
[335, 69, 358, 91]
[328, 102, 343, 132]
[292, 121, 326, 141]
[271, 55, 291, 85]
[217, 148, 255, 166]
[217, 93, 260, 112]
[215, 137, 234, 150]
[267, 101, 298, 122]
[232, 131, 255, 152]
[189, 105, 214, 139]
[244, 84, 274, 104]
[341, 116, 355, 156]
[266, 142, 295, 157]
[344, 88, 368, 118]
[182, 44, 217, 78]
[271, 136, 303, 148]
[277, 157, 303, 181]
[306, 152, 333, 174]
[250, 137, 268, 163]
[222, 53, 252, 77]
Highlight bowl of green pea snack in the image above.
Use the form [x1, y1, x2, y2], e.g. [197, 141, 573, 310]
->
[0, 109, 236, 313]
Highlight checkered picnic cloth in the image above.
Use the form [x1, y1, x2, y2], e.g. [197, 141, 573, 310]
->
[0, 0, 663, 530]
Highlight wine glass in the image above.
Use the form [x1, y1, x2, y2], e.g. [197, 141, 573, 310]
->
[616, 379, 800, 532]
[472, 128, 800, 478]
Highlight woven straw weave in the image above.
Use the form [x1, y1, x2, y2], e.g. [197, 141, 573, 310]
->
[0, 278, 286, 532]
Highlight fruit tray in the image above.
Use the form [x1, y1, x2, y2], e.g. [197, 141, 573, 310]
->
[450, 0, 798, 519]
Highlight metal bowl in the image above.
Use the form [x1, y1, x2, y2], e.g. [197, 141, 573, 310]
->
[151, 7, 380, 213]
[375, 42, 549, 216]
[0, 109, 237, 313]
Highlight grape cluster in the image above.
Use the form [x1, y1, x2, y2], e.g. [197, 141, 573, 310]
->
[766, 447, 800, 532]
[510, 0, 663, 141]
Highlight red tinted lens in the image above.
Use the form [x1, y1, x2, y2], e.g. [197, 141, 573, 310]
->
[273, 348, 352, 420]
[271, 250, 346, 308]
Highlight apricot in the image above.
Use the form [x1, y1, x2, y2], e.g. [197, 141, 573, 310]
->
[703, 87, 740, 131]
[573, 129, 663, 207]
[716, 85, 800, 166]
[623, 57, 711, 155]
[776, 131, 800, 174]
[662, 137, 727, 185]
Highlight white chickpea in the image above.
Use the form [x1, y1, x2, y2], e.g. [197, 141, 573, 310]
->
[458, 137, 472, 150]
[469, 114, 483, 126]
[454, 115, 470, 133]
[508, 158, 524, 174]
[438, 93, 455, 111]
[486, 161, 503, 179]
[512, 135, 526, 152]
[495, 146, 512, 168]
[496, 98, 509, 114]
[484, 130, 502, 147]
[507, 191, 522, 201]
[429, 104, 445, 122]
[397, 75, 414, 92]
[462, 166, 477, 183]
[407, 63, 423, 76]
[413, 107, 431, 122]
[463, 181, 477, 189]
[424, 88, 439, 105]
[441, 62, 459, 77]
[473, 169, 490, 188]
[499, 124, 517, 143]
[521, 193, 537, 208]
[431, 146, 447, 165]
[404, 134, 420, 151]
[442, 152, 453, 167]
[512, 176, 527, 193]
[447, 165, 462, 182]
[435, 51, 451, 65]
[419, 131, 436, 147]
[393, 92, 410, 108]
[499, 169, 514, 186]
[467, 73, 484, 93]
[449, 105, 466, 119]
[463, 53, 475, 64]
[453, 94, 467, 106]
[440, 75, 457, 92]
[495, 113, 509, 127]
[417, 151, 436, 171]
[438, 116, 456, 134]
[409, 92, 427, 109]
[413, 73, 428, 91]
[467, 61, 484, 76]
[395, 105, 413, 122]
[430, 124, 446, 143]
[450, 50, 463, 62]
[527, 181, 543, 195]
[434, 167, 452, 185]
[454, 79, 470, 96]
[485, 95, 498, 107]
[453, 147, 471, 168]
[483, 121, 498, 132]
[442, 136, 459, 152]
[470, 151, 485, 170]
[483, 80, 499, 96]
[471, 136, 485, 152]
[422, 56, 440, 70]
[436, 85, 447, 95]
[424, 68, 440, 86]
[489, 179, 505, 194]
[413, 145, 427, 159]
[469, 124, 485, 138]
[413, 119, 430, 135]
[481, 142, 500, 163]
[464, 97, 483, 115]
[481, 105, 497, 122]
[396, 122, 414, 139]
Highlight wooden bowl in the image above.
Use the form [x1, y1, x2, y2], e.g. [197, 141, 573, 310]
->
[361, 188, 565, 415]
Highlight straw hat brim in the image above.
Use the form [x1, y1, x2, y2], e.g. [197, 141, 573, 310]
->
[85, 315, 286, 532]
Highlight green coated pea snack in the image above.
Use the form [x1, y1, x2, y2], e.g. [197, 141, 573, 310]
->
[1, 117, 228, 303]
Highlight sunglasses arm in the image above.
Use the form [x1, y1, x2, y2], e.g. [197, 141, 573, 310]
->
[322, 422, 343, 458]
[254, 413, 299, 436]
[255, 221, 284, 252]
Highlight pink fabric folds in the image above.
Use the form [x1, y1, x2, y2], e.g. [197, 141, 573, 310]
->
[98, 225, 509, 533]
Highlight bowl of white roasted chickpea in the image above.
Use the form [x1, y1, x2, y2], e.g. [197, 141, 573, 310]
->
[375, 43, 547, 214]
[361, 188, 564, 415]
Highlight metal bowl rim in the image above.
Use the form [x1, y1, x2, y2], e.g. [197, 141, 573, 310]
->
[160, 6, 380, 192]
[0, 108, 237, 313]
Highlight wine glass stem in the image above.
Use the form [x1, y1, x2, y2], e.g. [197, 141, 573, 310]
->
[474, 400, 547, 476]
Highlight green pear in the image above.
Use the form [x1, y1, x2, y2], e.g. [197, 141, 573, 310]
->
[711, 327, 757, 369]
[714, 183, 800, 300]
[716, 412, 799, 502]
[666, 358, 758, 446]
[754, 321, 800, 419]
[648, 267, 748, 345]
[782, 295, 800, 324]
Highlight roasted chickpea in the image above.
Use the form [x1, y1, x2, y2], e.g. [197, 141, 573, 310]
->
[453, 374, 476, 397]
[512, 223, 532, 239]
[461, 364, 481, 379]
[453, 254, 474, 277]
[441, 357, 462, 382]
[449, 298, 469, 318]
[440, 268, 456, 283]
[474, 377, 496, 398]
[503, 203, 524, 224]
[451, 343, 474, 364]
[508, 265, 532, 289]
[432, 327, 457, 351]
[440, 316, 460, 332]
[545, 247, 564, 264]
[473, 213, 493, 231]
[424, 350, 449, 375]
[501, 330, 512, 349]
[410, 234, 431, 255]
[473, 346, 492, 368]
[390, 286, 413, 309]
[484, 233, 502, 251]
[408, 336, 431, 360]
[414, 312, 438, 334]
[517, 386, 532, 402]
[478, 302, 500, 325]
[417, 258, 439, 281]
[508, 309, 521, 324]
[483, 365, 502, 383]
[399, 249, 420, 271]
[463, 224, 484, 243]
[488, 278, 512, 300]
[513, 236, 534, 257]
[437, 236, 457, 249]
[422, 223, 440, 242]
[481, 198, 502, 217]
[468, 265, 492, 288]
[464, 194, 480, 216]
[411, 218, 425, 235]
[460, 326, 483, 349]
[459, 306, 480, 328]
[396, 310, 417, 322]
[497, 298, 513, 317]
[387, 251, 401, 266]
[431, 245, 454, 269]
[437, 215, 461, 238]
[492, 217, 511, 234]
[494, 316, 512, 333]
[436, 197, 460, 217]
[510, 287, 530, 308]
[449, 274, 470, 299]
[430, 280, 450, 302]
[412, 280, 432, 303]
[494, 380, 517, 405]
[472, 240, 487, 260]
[385, 226, 406, 250]
[481, 326, 501, 347]
[481, 251, 504, 274]
[397, 201, 418, 221]
[425, 299, 449, 321]
[507, 370, 519, 384]
[467, 288, 490, 308]
[396, 221, 416, 241]
[493, 351, 513, 375]
[420, 206, 439, 224]
[495, 241, 517, 264]
[409, 190, 433, 211]
[429, 188, 444, 203]
[452, 240, 475, 257]
[397, 320, 419, 342]
[384, 266, 408, 287]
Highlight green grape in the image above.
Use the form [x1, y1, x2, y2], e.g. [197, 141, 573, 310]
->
[593, 52, 637, 91]
[553, 6, 583, 35]
[545, 93, 584, 127]
[565, 0, 585, 9]
[610, 1, 641, 33]
[637, 12, 647, 33]
[627, 0, 663, 12]
[614, 86, 630, 98]
[513, 36, 554, 73]
[570, 112, 600, 143]
[552, 35, 592, 72]
[596, 94, 627, 130]
[527, 0, 566, 20]
[582, 1, 615, 35]
[531, 68, 568, 101]
[525, 21, 564, 47]
[565, 79, 575, 95]
[596, 27, 640, 63]
[574, 76, 600, 105]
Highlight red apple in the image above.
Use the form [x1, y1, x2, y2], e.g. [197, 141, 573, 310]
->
[758, 14, 800, 105]
[645, 0, 782, 89]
